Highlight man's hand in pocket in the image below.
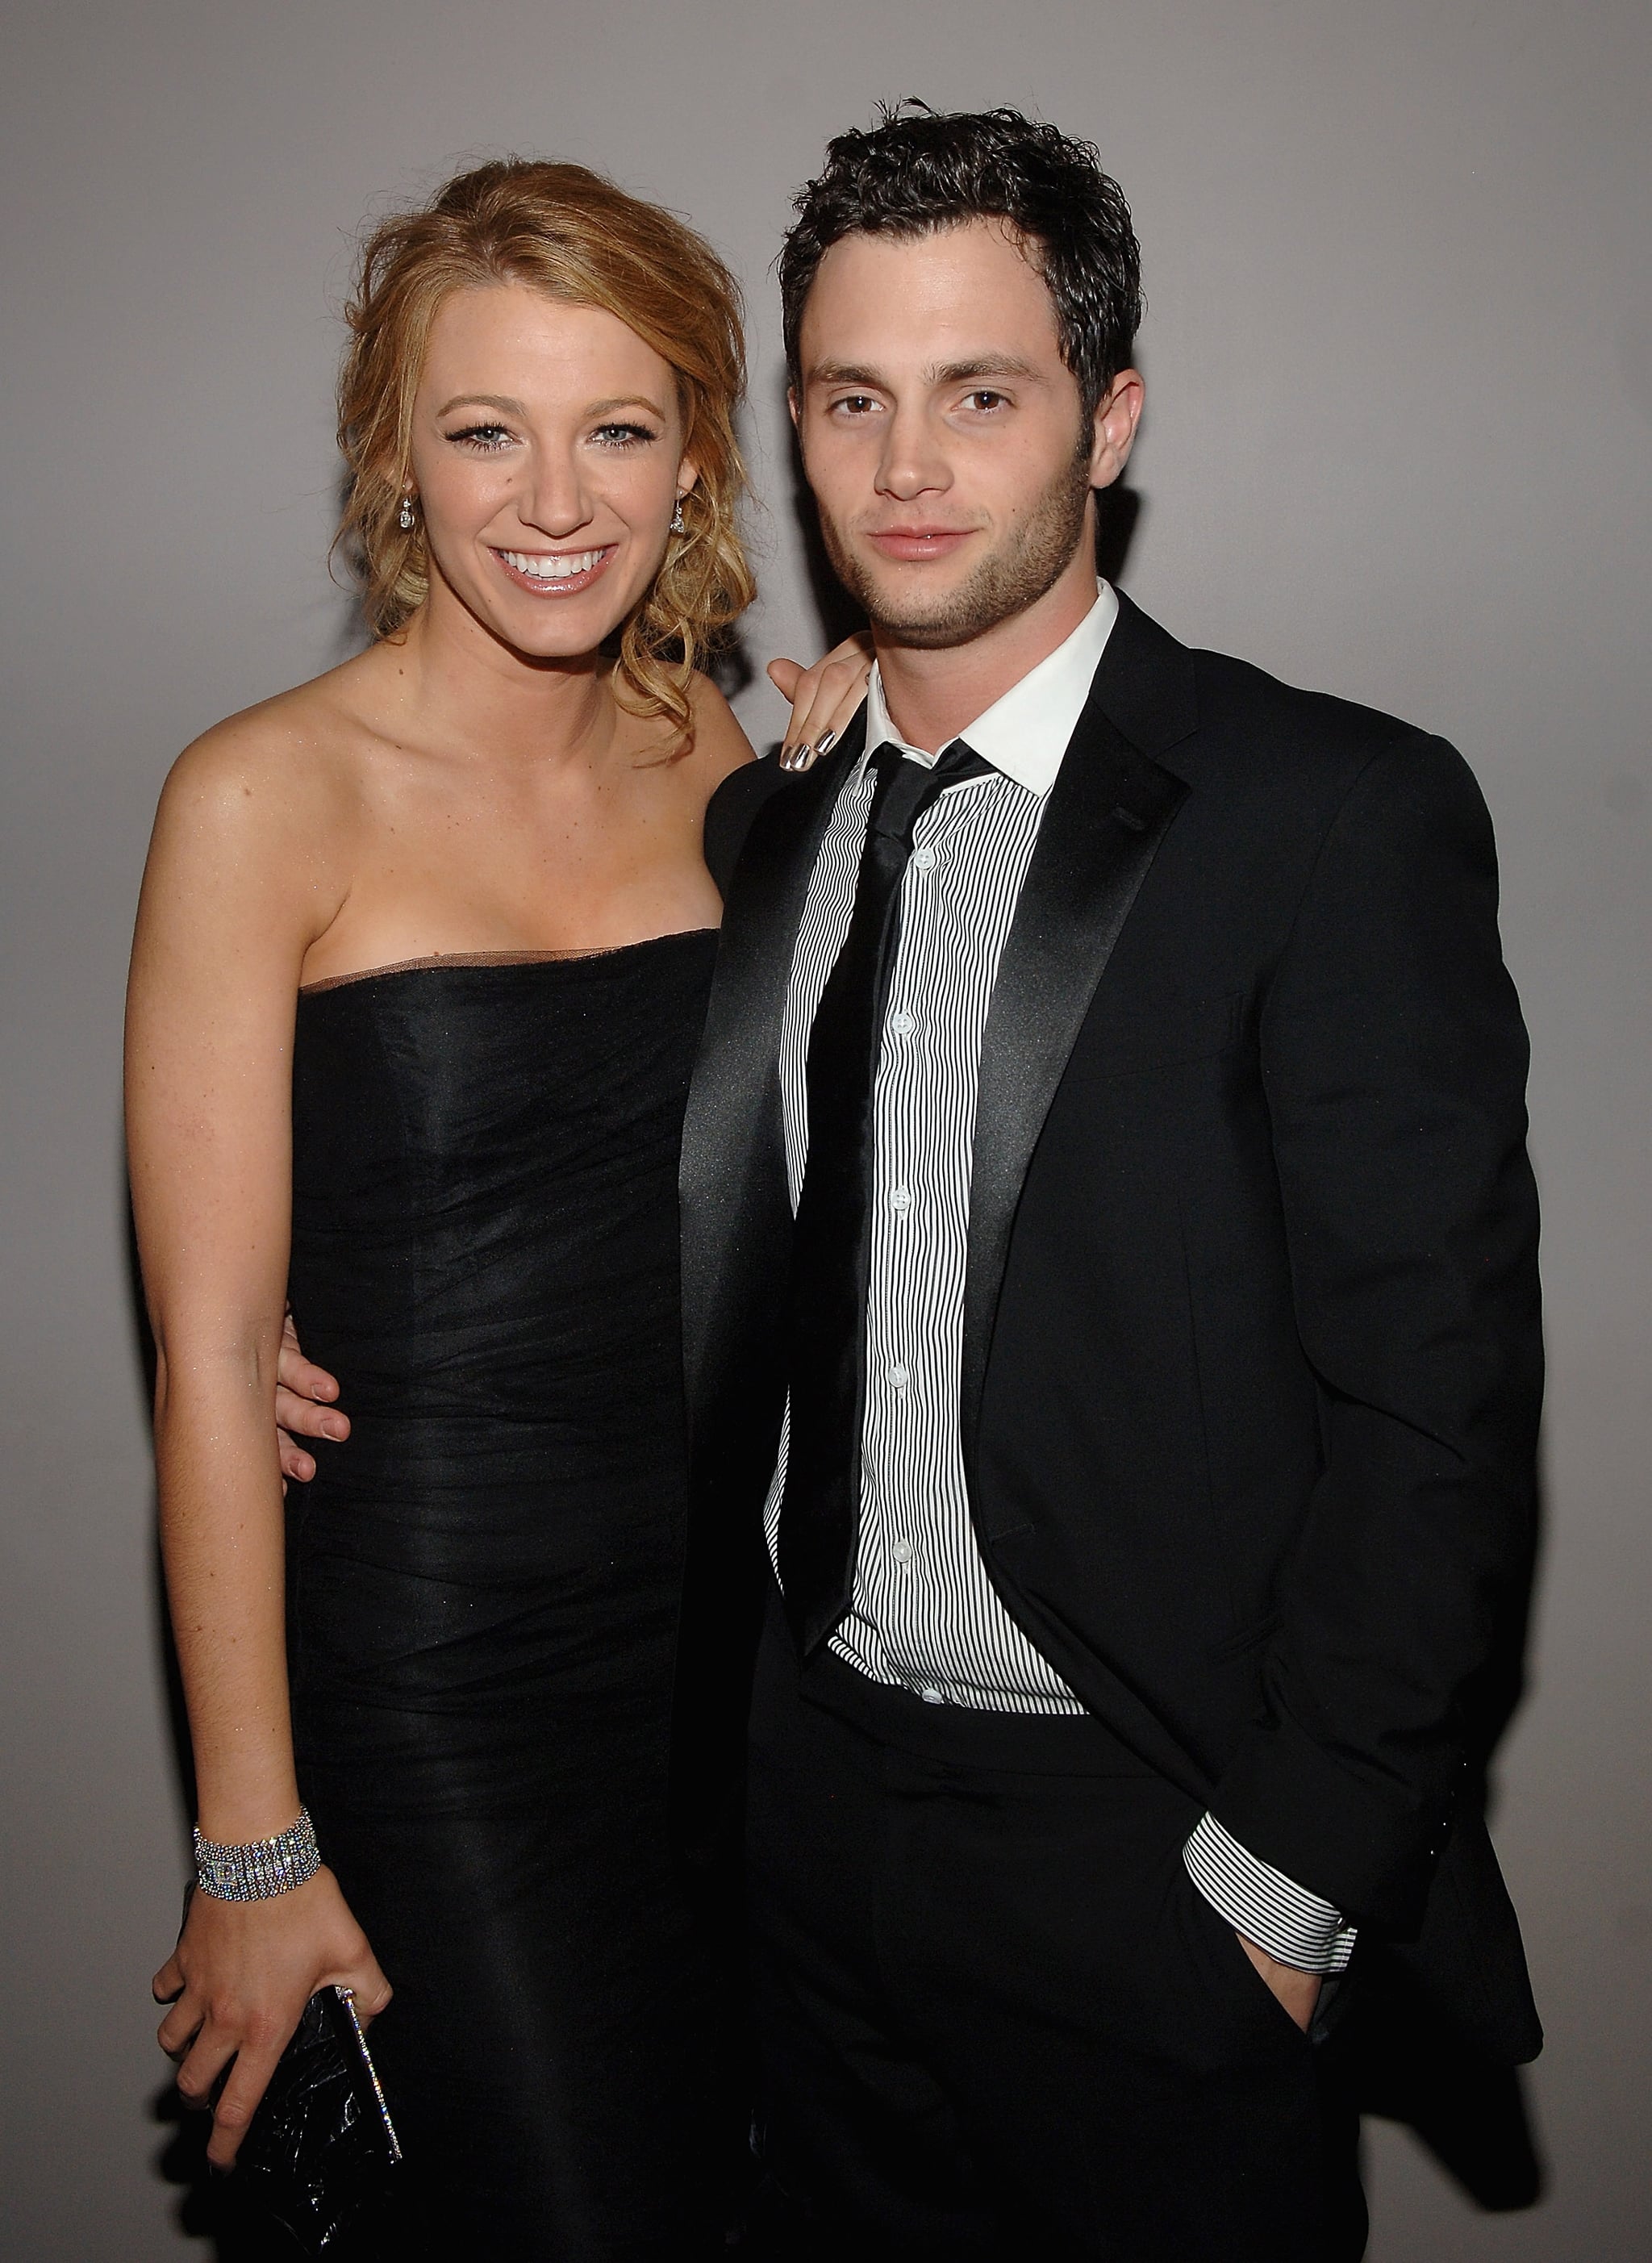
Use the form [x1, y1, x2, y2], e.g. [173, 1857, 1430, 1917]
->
[1237, 1935, 1322, 2032]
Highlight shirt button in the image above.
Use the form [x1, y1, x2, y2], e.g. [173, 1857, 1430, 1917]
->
[911, 845, 937, 872]
[891, 1538, 915, 1565]
[889, 1010, 916, 1037]
[888, 1363, 910, 1388]
[890, 1186, 913, 1214]
[920, 1685, 945, 1705]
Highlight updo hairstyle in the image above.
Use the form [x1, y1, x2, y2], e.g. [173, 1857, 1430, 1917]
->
[336, 158, 754, 741]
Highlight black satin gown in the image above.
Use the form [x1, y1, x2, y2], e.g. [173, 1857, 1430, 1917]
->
[285, 930, 723, 2258]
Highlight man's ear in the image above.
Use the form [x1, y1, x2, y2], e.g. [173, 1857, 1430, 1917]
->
[787, 385, 800, 433]
[1089, 368, 1144, 491]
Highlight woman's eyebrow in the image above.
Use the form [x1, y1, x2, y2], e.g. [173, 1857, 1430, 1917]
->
[436, 392, 527, 417]
[434, 392, 667, 420]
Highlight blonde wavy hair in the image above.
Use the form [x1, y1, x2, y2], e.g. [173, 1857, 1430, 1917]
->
[336, 158, 754, 745]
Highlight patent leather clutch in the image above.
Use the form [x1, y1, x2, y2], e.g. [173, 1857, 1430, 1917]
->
[238, 1984, 403, 2254]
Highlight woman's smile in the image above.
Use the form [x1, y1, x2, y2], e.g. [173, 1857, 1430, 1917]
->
[491, 543, 617, 596]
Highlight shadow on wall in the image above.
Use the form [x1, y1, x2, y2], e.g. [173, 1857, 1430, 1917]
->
[1351, 1468, 1548, 2215]
[323, 470, 375, 672]
[124, 1198, 197, 1826]
[152, 2086, 307, 2262]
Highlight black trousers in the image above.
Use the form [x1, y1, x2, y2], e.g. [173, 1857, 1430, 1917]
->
[745, 1605, 1366, 2261]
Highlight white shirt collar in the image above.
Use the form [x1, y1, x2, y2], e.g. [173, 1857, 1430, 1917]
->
[858, 579, 1119, 800]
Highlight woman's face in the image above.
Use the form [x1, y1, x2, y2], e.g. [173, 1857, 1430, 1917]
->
[407, 282, 696, 661]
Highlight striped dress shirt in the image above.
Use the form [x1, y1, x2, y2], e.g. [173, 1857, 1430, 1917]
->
[763, 582, 1354, 1974]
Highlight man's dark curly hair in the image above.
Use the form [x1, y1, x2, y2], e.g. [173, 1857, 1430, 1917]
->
[778, 102, 1142, 420]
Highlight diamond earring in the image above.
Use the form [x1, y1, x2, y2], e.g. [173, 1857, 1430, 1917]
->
[398, 493, 416, 532]
[670, 495, 686, 534]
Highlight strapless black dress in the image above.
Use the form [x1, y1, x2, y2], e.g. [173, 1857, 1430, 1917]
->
[285, 930, 722, 2259]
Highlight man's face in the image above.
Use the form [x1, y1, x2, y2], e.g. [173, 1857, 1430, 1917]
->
[791, 219, 1138, 649]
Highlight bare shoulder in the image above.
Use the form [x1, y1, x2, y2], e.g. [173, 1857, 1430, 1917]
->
[140, 674, 374, 972]
[152, 670, 365, 864]
[686, 671, 756, 787]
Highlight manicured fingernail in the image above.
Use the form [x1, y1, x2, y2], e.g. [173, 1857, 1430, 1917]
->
[816, 730, 837, 756]
[323, 1417, 347, 1439]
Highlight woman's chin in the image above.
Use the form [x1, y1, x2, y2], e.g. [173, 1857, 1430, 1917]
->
[458, 583, 639, 666]
[505, 611, 624, 664]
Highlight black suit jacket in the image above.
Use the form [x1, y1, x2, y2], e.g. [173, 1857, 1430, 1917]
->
[676, 594, 1543, 2065]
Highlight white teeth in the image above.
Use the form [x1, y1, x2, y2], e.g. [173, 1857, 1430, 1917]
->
[501, 549, 603, 582]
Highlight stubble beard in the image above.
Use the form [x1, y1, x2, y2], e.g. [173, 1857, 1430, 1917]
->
[815, 442, 1095, 650]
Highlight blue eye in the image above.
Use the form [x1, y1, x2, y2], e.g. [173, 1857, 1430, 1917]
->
[591, 423, 657, 449]
[446, 424, 512, 452]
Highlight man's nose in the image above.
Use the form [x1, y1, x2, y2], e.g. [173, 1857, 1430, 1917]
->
[874, 407, 951, 501]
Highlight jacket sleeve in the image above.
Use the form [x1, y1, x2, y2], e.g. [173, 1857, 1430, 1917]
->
[1209, 731, 1542, 1931]
[703, 755, 794, 897]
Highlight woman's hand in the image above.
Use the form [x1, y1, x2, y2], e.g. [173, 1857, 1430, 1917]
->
[274, 1310, 349, 1486]
[154, 1868, 390, 2169]
[769, 633, 874, 771]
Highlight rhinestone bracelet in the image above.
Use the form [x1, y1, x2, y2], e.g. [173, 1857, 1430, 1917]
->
[193, 1807, 320, 1902]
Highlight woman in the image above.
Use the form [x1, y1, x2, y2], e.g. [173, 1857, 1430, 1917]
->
[127, 159, 864, 2257]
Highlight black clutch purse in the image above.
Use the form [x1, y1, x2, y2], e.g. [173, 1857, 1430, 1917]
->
[237, 1984, 403, 2254]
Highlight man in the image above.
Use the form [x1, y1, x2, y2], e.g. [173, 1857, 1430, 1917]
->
[281, 104, 1541, 2259]
[673, 106, 1541, 2260]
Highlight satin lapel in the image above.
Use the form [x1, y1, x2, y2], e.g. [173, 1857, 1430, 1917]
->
[962, 701, 1189, 1493]
[679, 720, 866, 1430]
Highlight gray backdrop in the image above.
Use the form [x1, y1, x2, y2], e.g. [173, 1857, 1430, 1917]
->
[2, 2, 1647, 2254]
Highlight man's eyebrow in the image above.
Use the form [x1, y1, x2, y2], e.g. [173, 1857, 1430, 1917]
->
[807, 362, 886, 390]
[928, 355, 1041, 386]
[804, 357, 1044, 390]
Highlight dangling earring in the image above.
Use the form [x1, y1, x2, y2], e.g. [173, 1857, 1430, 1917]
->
[398, 492, 416, 532]
[670, 494, 686, 535]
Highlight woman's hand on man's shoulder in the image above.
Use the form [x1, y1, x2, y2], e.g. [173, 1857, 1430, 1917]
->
[768, 633, 874, 771]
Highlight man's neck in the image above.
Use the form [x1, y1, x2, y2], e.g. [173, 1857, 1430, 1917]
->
[872, 543, 1100, 756]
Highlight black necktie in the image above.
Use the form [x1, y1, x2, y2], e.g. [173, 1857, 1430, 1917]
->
[778, 738, 991, 1655]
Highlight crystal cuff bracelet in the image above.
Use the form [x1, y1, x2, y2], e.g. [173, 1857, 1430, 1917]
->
[194, 1808, 321, 1902]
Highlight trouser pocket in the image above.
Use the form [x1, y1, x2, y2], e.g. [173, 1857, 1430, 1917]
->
[1170, 1856, 1319, 2060]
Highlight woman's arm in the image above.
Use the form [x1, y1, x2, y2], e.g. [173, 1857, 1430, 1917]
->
[126, 719, 387, 2166]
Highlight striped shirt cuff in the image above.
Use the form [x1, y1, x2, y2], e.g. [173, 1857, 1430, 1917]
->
[1183, 1812, 1358, 1974]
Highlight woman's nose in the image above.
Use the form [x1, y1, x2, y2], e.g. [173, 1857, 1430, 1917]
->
[519, 453, 595, 538]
